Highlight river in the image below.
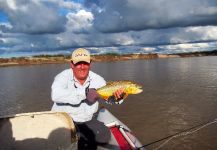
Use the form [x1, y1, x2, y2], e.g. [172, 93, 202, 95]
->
[0, 56, 217, 150]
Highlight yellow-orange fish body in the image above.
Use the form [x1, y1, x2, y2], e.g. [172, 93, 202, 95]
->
[96, 80, 143, 100]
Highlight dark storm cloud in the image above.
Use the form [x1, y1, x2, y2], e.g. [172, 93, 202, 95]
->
[0, 23, 11, 32]
[89, 0, 217, 33]
[0, 0, 66, 34]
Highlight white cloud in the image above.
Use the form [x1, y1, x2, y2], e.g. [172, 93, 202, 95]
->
[158, 42, 214, 54]
[111, 34, 134, 45]
[59, 0, 82, 10]
[1, 0, 217, 57]
[162, 43, 209, 50]
[186, 26, 217, 40]
[0, 22, 12, 31]
[6, 0, 17, 10]
[66, 10, 94, 33]
[141, 47, 156, 52]
[34, 0, 82, 10]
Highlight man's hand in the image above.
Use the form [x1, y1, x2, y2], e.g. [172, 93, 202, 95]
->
[86, 88, 100, 104]
[106, 88, 127, 105]
[113, 88, 127, 100]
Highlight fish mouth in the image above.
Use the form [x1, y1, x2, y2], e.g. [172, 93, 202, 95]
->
[135, 88, 143, 94]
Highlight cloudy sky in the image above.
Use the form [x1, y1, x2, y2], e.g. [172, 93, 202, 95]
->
[0, 0, 217, 57]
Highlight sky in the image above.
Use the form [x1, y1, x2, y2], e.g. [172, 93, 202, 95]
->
[0, 0, 217, 58]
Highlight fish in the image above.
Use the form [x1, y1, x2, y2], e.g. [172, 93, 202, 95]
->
[96, 80, 143, 100]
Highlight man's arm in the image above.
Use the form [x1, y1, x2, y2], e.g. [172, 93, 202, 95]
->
[51, 74, 86, 105]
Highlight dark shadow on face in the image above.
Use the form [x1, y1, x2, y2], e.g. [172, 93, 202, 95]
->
[70, 61, 91, 83]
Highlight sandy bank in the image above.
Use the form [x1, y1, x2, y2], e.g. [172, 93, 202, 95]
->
[0, 51, 216, 67]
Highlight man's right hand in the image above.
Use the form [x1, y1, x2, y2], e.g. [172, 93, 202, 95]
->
[86, 88, 100, 104]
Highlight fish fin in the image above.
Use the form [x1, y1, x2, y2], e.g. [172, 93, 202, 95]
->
[106, 81, 114, 85]
[123, 93, 128, 99]
[101, 95, 109, 101]
[116, 93, 128, 101]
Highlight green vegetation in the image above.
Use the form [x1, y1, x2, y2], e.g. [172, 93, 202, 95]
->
[102, 52, 120, 56]
[32, 54, 70, 59]
[177, 49, 217, 56]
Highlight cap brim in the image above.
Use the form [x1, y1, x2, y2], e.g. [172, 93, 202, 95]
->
[72, 60, 91, 64]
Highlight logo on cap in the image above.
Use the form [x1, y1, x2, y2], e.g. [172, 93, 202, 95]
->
[71, 48, 90, 64]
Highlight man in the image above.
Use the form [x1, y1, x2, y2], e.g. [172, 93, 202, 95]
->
[51, 48, 125, 149]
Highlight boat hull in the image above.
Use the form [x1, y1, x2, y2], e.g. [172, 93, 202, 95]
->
[97, 107, 144, 150]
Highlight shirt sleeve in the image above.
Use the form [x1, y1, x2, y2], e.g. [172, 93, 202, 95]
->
[51, 72, 86, 104]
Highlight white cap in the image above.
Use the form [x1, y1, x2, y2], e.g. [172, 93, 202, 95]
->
[71, 48, 91, 64]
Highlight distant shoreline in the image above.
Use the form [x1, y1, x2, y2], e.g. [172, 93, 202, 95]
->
[0, 50, 217, 67]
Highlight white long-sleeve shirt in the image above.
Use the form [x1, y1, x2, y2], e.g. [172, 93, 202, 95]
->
[51, 69, 106, 122]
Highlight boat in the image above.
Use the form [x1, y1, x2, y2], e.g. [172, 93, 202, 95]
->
[97, 107, 144, 150]
[0, 108, 144, 150]
[0, 111, 77, 150]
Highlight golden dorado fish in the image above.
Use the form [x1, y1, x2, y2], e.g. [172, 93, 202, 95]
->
[96, 80, 143, 100]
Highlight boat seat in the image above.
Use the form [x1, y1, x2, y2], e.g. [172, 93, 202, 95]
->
[0, 111, 78, 150]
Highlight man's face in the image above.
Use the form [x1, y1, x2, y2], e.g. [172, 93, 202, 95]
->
[71, 61, 91, 81]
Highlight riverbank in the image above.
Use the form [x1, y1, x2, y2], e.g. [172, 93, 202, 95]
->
[0, 54, 176, 67]
[0, 50, 216, 67]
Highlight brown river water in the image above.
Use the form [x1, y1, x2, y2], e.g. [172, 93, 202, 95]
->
[0, 56, 217, 150]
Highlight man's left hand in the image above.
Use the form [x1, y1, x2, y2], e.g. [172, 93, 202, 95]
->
[113, 88, 127, 100]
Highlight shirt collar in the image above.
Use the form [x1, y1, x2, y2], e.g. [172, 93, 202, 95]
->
[71, 71, 91, 87]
